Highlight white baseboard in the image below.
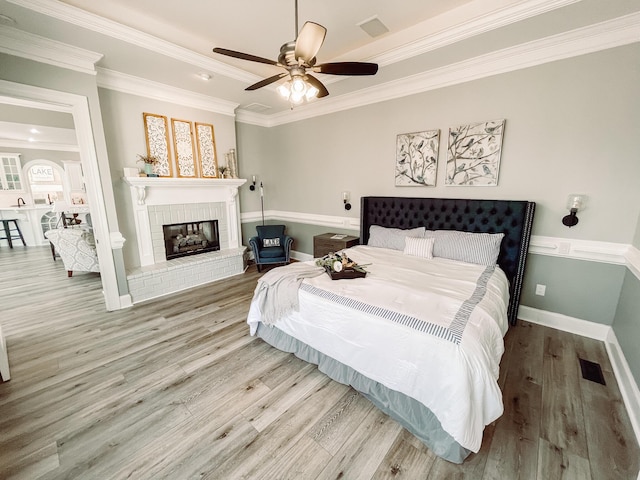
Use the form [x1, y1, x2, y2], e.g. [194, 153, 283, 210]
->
[119, 294, 133, 309]
[518, 305, 640, 448]
[517, 305, 610, 340]
[605, 329, 640, 451]
[291, 250, 313, 262]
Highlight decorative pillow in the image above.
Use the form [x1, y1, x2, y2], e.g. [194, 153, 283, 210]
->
[403, 236, 435, 259]
[368, 225, 425, 251]
[426, 230, 504, 266]
[263, 237, 281, 248]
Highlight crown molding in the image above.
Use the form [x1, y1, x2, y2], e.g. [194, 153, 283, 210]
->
[0, 24, 102, 75]
[237, 12, 640, 127]
[96, 68, 239, 116]
[7, 0, 258, 84]
[0, 139, 79, 152]
[373, 0, 581, 67]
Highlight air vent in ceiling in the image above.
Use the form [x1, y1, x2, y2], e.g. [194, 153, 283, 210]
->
[242, 103, 272, 113]
[357, 16, 389, 38]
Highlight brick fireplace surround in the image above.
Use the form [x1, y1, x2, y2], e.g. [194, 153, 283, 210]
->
[123, 177, 247, 303]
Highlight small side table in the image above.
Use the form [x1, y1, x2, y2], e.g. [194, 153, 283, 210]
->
[313, 233, 359, 258]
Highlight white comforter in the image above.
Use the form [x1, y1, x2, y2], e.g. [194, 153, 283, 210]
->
[247, 245, 509, 452]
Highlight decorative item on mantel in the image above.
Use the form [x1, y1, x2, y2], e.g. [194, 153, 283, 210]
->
[225, 149, 238, 179]
[137, 154, 158, 176]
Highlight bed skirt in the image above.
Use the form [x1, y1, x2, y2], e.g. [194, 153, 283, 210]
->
[255, 323, 472, 464]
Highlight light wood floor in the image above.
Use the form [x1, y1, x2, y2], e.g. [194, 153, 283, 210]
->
[1, 246, 638, 479]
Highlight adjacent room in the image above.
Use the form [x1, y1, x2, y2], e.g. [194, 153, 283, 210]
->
[1, 0, 639, 478]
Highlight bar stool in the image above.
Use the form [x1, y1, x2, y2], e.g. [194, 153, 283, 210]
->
[0, 219, 26, 248]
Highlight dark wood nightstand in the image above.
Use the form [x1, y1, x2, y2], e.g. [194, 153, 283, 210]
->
[313, 233, 359, 258]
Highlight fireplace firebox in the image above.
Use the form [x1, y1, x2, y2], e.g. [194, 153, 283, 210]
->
[163, 220, 220, 260]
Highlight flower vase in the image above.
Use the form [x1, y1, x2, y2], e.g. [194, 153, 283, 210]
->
[144, 163, 153, 175]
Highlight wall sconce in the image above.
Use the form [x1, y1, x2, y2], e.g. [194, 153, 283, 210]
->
[343, 191, 352, 211]
[562, 194, 587, 227]
[249, 175, 257, 191]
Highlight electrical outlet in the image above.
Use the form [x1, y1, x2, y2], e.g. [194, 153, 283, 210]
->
[535, 284, 546, 296]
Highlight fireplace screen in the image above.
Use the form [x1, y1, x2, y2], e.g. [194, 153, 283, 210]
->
[163, 220, 220, 260]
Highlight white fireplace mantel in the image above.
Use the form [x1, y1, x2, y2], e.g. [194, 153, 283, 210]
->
[123, 176, 247, 267]
[123, 177, 246, 206]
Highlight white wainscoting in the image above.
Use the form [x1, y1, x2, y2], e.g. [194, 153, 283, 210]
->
[242, 209, 640, 279]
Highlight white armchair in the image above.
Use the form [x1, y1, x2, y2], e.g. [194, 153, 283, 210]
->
[45, 228, 100, 277]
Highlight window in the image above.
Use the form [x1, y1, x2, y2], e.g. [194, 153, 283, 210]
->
[0, 153, 23, 191]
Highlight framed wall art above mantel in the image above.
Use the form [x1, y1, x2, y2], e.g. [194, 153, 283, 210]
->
[195, 122, 218, 178]
[142, 112, 173, 177]
[171, 118, 198, 178]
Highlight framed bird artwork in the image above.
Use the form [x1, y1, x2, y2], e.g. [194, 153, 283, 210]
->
[446, 119, 505, 186]
[395, 129, 440, 186]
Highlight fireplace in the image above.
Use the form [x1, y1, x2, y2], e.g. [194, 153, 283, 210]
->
[163, 220, 220, 260]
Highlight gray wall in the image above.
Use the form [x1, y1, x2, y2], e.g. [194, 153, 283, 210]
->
[237, 44, 640, 244]
[521, 255, 626, 325]
[97, 88, 238, 269]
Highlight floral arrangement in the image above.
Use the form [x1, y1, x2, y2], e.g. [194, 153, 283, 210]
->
[137, 153, 158, 165]
[315, 252, 368, 274]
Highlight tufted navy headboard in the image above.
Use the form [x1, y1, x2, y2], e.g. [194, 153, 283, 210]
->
[360, 196, 535, 325]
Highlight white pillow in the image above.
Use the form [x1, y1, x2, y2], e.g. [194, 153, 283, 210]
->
[425, 230, 504, 266]
[368, 225, 426, 251]
[403, 236, 434, 259]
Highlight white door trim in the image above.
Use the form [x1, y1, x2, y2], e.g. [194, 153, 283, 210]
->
[0, 79, 121, 311]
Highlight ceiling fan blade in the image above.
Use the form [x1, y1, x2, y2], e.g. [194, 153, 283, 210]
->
[245, 73, 288, 91]
[314, 62, 378, 76]
[294, 22, 327, 64]
[304, 74, 329, 98]
[213, 47, 278, 66]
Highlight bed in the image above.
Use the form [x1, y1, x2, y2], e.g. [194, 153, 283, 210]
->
[247, 197, 535, 463]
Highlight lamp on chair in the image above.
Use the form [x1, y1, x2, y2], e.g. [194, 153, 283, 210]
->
[562, 194, 586, 227]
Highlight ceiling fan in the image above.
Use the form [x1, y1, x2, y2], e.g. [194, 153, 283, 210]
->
[212, 0, 378, 104]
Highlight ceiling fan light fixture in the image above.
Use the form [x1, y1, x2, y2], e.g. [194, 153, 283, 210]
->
[291, 76, 306, 93]
[290, 91, 305, 104]
[305, 84, 319, 100]
[212, 0, 377, 106]
[277, 82, 291, 99]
